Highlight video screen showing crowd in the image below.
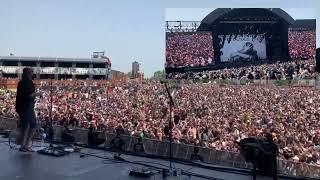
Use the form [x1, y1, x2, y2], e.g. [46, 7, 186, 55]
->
[288, 30, 316, 60]
[166, 30, 316, 80]
[165, 32, 214, 68]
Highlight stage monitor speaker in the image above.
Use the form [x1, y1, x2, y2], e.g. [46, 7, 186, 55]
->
[317, 48, 320, 73]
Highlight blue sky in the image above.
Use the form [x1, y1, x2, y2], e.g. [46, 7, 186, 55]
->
[0, 0, 319, 77]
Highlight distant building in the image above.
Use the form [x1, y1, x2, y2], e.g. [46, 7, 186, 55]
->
[0, 52, 112, 80]
[137, 72, 144, 82]
[110, 70, 129, 82]
[132, 61, 140, 79]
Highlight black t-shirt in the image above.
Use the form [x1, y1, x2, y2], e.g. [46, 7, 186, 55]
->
[15, 79, 35, 113]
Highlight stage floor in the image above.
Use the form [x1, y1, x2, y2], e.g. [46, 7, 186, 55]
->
[0, 138, 302, 180]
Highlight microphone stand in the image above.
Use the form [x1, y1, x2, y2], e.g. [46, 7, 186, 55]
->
[163, 82, 175, 171]
[49, 78, 53, 147]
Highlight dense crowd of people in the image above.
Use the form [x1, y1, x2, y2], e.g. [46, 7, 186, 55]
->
[165, 30, 315, 69]
[167, 59, 316, 80]
[1, 79, 320, 166]
[166, 32, 214, 68]
[288, 30, 316, 59]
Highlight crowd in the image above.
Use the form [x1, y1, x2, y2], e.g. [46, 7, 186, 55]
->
[165, 30, 315, 69]
[166, 32, 214, 68]
[167, 59, 317, 80]
[288, 30, 316, 59]
[1, 79, 320, 166]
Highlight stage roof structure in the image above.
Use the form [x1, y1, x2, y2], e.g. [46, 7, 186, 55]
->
[199, 8, 295, 28]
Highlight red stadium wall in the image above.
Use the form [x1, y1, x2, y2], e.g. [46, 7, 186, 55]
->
[0, 79, 19, 90]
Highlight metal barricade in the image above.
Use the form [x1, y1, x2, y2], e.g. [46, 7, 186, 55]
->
[0, 116, 319, 179]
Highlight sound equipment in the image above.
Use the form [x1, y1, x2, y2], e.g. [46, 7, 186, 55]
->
[37, 145, 74, 157]
[129, 169, 153, 178]
[237, 136, 278, 180]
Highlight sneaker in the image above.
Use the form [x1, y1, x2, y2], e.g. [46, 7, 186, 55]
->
[19, 147, 29, 152]
[25, 147, 35, 152]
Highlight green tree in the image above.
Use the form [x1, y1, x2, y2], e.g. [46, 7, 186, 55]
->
[127, 71, 134, 79]
[153, 70, 165, 80]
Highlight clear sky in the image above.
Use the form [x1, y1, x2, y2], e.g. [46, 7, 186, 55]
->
[0, 0, 319, 77]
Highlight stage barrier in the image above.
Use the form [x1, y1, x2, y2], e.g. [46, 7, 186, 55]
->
[0, 116, 319, 179]
[183, 79, 318, 87]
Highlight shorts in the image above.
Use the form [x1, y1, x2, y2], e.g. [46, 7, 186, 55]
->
[18, 110, 37, 129]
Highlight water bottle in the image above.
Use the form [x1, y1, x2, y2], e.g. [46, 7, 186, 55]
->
[176, 168, 181, 177]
